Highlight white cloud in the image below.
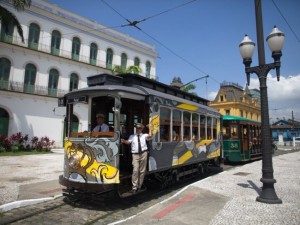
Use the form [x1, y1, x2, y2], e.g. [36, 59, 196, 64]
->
[248, 74, 300, 121]
[207, 91, 218, 101]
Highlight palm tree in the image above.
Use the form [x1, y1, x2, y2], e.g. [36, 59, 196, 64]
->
[170, 76, 198, 96]
[0, 0, 31, 42]
[126, 65, 142, 74]
[112, 65, 142, 75]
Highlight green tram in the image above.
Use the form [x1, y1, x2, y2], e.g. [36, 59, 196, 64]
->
[222, 115, 262, 163]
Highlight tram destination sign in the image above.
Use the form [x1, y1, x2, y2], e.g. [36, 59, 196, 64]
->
[67, 95, 88, 104]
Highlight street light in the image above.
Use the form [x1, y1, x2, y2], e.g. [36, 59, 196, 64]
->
[239, 0, 284, 204]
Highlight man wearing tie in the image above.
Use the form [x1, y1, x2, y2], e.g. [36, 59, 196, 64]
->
[93, 113, 109, 132]
[121, 123, 152, 193]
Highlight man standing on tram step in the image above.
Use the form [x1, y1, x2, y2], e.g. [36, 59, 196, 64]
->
[92, 113, 109, 132]
[121, 123, 152, 193]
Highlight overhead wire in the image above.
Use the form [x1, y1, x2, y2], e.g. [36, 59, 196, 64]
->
[100, 0, 220, 87]
[271, 0, 300, 43]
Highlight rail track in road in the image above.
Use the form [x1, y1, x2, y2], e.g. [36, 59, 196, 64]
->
[1, 148, 298, 225]
[0, 165, 224, 225]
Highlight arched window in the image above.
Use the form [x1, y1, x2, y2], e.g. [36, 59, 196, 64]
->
[51, 30, 61, 55]
[72, 37, 81, 61]
[90, 43, 98, 65]
[0, 21, 13, 43]
[0, 107, 9, 137]
[121, 53, 127, 70]
[106, 48, 113, 69]
[0, 58, 11, 89]
[69, 73, 79, 91]
[146, 61, 151, 78]
[48, 69, 59, 96]
[24, 63, 37, 93]
[28, 23, 40, 50]
[134, 57, 140, 67]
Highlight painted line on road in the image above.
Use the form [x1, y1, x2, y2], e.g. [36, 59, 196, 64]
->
[152, 193, 197, 219]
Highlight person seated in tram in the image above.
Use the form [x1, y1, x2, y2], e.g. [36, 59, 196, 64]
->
[93, 113, 109, 132]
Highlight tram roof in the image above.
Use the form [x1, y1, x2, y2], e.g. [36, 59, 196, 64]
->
[222, 115, 260, 123]
[64, 73, 220, 116]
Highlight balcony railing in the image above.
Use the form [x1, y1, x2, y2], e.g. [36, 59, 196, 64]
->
[0, 34, 156, 79]
[0, 80, 68, 98]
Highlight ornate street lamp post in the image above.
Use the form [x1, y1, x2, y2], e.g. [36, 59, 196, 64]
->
[239, 0, 284, 204]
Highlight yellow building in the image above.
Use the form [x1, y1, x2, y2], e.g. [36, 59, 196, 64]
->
[209, 82, 261, 121]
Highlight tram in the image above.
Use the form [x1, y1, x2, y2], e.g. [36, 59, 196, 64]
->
[58, 73, 222, 197]
[222, 115, 262, 163]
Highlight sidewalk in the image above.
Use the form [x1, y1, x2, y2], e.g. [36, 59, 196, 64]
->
[0, 149, 64, 212]
[0, 149, 300, 225]
[107, 150, 300, 225]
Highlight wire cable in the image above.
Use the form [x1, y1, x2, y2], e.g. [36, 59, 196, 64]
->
[271, 0, 300, 43]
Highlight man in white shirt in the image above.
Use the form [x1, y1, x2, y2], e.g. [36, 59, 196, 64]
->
[92, 113, 109, 132]
[121, 123, 152, 193]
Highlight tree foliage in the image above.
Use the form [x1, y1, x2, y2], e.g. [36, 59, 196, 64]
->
[0, 0, 31, 42]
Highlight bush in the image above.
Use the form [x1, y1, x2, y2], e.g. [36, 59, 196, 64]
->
[0, 133, 55, 152]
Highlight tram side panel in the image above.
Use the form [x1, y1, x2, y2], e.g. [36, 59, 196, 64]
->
[147, 100, 221, 172]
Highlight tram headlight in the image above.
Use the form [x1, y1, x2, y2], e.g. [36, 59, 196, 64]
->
[69, 154, 81, 169]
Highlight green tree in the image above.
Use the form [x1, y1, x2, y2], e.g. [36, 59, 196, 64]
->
[170, 76, 198, 96]
[181, 83, 197, 95]
[112, 65, 142, 75]
[0, 0, 31, 42]
[126, 65, 142, 74]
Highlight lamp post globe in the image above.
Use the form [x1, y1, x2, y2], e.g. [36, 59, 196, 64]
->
[266, 26, 285, 53]
[267, 26, 285, 80]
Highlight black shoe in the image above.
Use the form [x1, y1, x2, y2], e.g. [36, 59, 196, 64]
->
[139, 186, 147, 192]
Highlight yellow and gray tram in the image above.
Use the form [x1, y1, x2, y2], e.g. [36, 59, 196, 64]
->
[59, 73, 222, 196]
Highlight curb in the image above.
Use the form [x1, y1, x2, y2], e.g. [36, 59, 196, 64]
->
[0, 194, 62, 212]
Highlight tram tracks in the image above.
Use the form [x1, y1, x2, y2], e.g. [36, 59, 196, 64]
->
[0, 166, 223, 225]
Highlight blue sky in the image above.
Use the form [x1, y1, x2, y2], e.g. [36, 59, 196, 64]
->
[46, 0, 300, 121]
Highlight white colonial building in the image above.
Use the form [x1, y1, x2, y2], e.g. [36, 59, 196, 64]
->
[0, 0, 157, 147]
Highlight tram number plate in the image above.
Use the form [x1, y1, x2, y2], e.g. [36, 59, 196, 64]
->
[230, 141, 240, 150]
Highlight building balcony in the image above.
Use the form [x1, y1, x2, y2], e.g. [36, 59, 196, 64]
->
[0, 80, 68, 98]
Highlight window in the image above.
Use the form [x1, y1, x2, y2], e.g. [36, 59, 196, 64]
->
[106, 48, 113, 69]
[134, 57, 140, 67]
[69, 73, 79, 91]
[200, 115, 206, 139]
[0, 107, 9, 136]
[220, 95, 224, 102]
[212, 117, 217, 139]
[183, 111, 191, 140]
[146, 61, 151, 78]
[48, 69, 59, 96]
[28, 23, 40, 50]
[0, 58, 11, 89]
[160, 107, 170, 142]
[1, 21, 13, 43]
[72, 37, 81, 61]
[51, 30, 61, 55]
[90, 43, 98, 65]
[207, 116, 212, 139]
[225, 110, 230, 115]
[192, 113, 199, 140]
[24, 63, 36, 93]
[121, 53, 127, 71]
[173, 109, 182, 141]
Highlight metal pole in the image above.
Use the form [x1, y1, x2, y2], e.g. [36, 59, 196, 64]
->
[254, 0, 282, 204]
